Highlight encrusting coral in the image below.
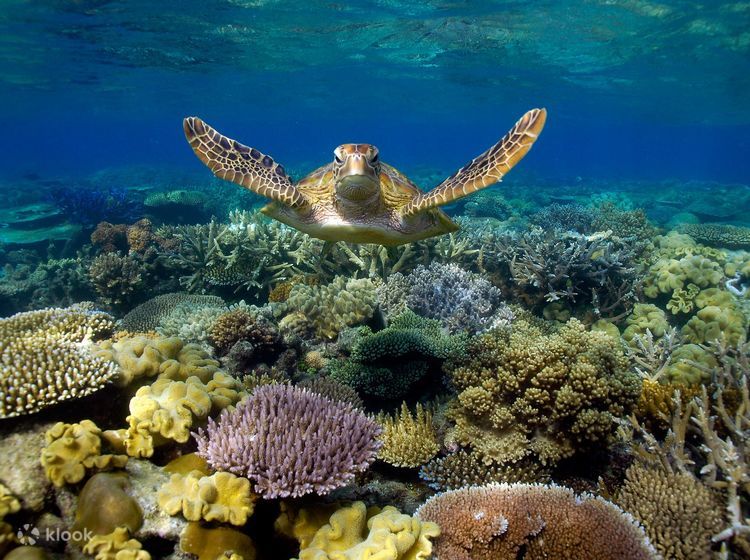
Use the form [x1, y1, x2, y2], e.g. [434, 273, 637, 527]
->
[445, 318, 640, 466]
[194, 384, 382, 498]
[0, 305, 117, 418]
[377, 402, 439, 468]
[279, 501, 439, 560]
[157, 470, 256, 525]
[40, 420, 128, 487]
[415, 482, 657, 560]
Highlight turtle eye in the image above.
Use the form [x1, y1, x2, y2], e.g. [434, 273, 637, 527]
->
[334, 154, 343, 164]
[371, 153, 379, 163]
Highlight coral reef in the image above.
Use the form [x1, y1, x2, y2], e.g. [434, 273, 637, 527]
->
[377, 403, 440, 468]
[280, 501, 439, 560]
[591, 202, 657, 241]
[0, 305, 117, 418]
[82, 527, 150, 560]
[72, 472, 143, 541]
[415, 482, 657, 559]
[208, 303, 279, 356]
[179, 522, 256, 560]
[282, 275, 377, 340]
[376, 262, 514, 334]
[88, 252, 145, 307]
[445, 318, 640, 466]
[40, 420, 128, 487]
[157, 470, 255, 525]
[118, 293, 225, 333]
[194, 384, 382, 498]
[329, 310, 466, 399]
[529, 202, 594, 233]
[298, 376, 364, 409]
[681, 223, 750, 249]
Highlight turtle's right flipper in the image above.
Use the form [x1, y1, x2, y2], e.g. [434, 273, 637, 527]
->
[183, 117, 308, 208]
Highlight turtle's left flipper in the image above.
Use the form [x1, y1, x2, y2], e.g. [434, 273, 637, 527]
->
[400, 108, 546, 217]
[183, 117, 308, 208]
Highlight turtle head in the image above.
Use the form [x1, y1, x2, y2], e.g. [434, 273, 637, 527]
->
[332, 143, 381, 202]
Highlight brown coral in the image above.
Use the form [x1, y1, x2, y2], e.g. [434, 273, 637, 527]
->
[208, 306, 279, 356]
[91, 222, 128, 254]
[416, 482, 657, 560]
[88, 252, 145, 307]
[125, 218, 154, 254]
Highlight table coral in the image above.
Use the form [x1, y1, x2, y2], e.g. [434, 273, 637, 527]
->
[416, 482, 657, 560]
[616, 463, 722, 560]
[290, 501, 439, 560]
[158, 470, 255, 525]
[681, 223, 750, 249]
[194, 384, 382, 498]
[40, 420, 128, 487]
[445, 318, 640, 466]
[118, 293, 225, 333]
[377, 402, 439, 468]
[0, 305, 117, 418]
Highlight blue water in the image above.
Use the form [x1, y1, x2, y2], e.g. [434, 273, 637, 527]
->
[1, 0, 749, 184]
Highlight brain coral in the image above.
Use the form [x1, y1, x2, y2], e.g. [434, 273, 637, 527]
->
[0, 305, 117, 418]
[194, 384, 382, 498]
[415, 482, 657, 560]
[444, 318, 640, 466]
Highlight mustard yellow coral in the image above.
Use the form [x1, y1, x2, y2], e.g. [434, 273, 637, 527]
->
[0, 483, 20, 518]
[158, 470, 256, 525]
[292, 501, 439, 560]
[377, 402, 439, 468]
[180, 522, 256, 560]
[40, 420, 128, 487]
[124, 371, 242, 458]
[82, 527, 150, 560]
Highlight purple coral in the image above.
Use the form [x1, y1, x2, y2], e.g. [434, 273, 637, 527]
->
[193, 384, 382, 499]
[377, 262, 513, 334]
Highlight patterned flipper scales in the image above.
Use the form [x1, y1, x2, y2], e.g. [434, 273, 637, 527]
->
[183, 117, 308, 208]
[401, 108, 546, 217]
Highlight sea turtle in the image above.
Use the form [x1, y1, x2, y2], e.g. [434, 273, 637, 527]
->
[183, 108, 546, 246]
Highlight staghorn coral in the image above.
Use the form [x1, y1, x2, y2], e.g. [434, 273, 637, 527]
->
[445, 318, 640, 466]
[158, 470, 256, 526]
[376, 262, 514, 334]
[285, 501, 438, 560]
[680, 223, 750, 249]
[40, 420, 128, 487]
[88, 252, 146, 307]
[118, 293, 225, 333]
[92, 335, 221, 387]
[282, 275, 377, 340]
[329, 311, 466, 398]
[419, 450, 549, 491]
[377, 402, 439, 468]
[481, 228, 641, 320]
[194, 384, 382, 498]
[616, 463, 722, 560]
[0, 305, 117, 418]
[416, 482, 657, 559]
[124, 370, 242, 458]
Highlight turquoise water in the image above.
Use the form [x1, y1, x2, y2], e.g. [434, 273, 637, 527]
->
[2, 2, 750, 559]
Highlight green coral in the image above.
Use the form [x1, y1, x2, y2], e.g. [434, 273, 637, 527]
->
[330, 311, 465, 398]
[662, 343, 717, 385]
[622, 304, 669, 344]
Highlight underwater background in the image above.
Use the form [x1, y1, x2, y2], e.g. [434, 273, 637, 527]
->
[1, 1, 750, 559]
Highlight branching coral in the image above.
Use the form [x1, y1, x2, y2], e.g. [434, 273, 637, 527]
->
[0, 305, 117, 418]
[376, 262, 514, 334]
[282, 275, 376, 340]
[377, 402, 439, 468]
[194, 384, 382, 498]
[208, 303, 279, 356]
[415, 482, 657, 560]
[445, 318, 640, 466]
[88, 252, 145, 307]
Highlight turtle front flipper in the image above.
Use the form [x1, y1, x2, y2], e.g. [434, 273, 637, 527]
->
[400, 108, 546, 217]
[183, 117, 308, 208]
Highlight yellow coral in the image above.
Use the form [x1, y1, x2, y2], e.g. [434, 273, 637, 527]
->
[82, 527, 150, 560]
[72, 473, 143, 544]
[40, 420, 128, 487]
[634, 379, 701, 428]
[662, 343, 717, 385]
[180, 522, 256, 560]
[92, 335, 220, 387]
[377, 403, 439, 468]
[682, 305, 746, 345]
[158, 470, 255, 525]
[292, 502, 438, 560]
[622, 304, 668, 344]
[0, 483, 20, 518]
[123, 371, 242, 458]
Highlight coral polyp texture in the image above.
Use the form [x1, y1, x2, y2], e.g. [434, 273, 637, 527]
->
[377, 402, 440, 468]
[0, 305, 117, 418]
[193, 383, 383, 498]
[680, 223, 750, 249]
[444, 318, 640, 466]
[416, 482, 657, 560]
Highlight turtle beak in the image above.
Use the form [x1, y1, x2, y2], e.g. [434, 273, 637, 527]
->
[339, 153, 374, 178]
